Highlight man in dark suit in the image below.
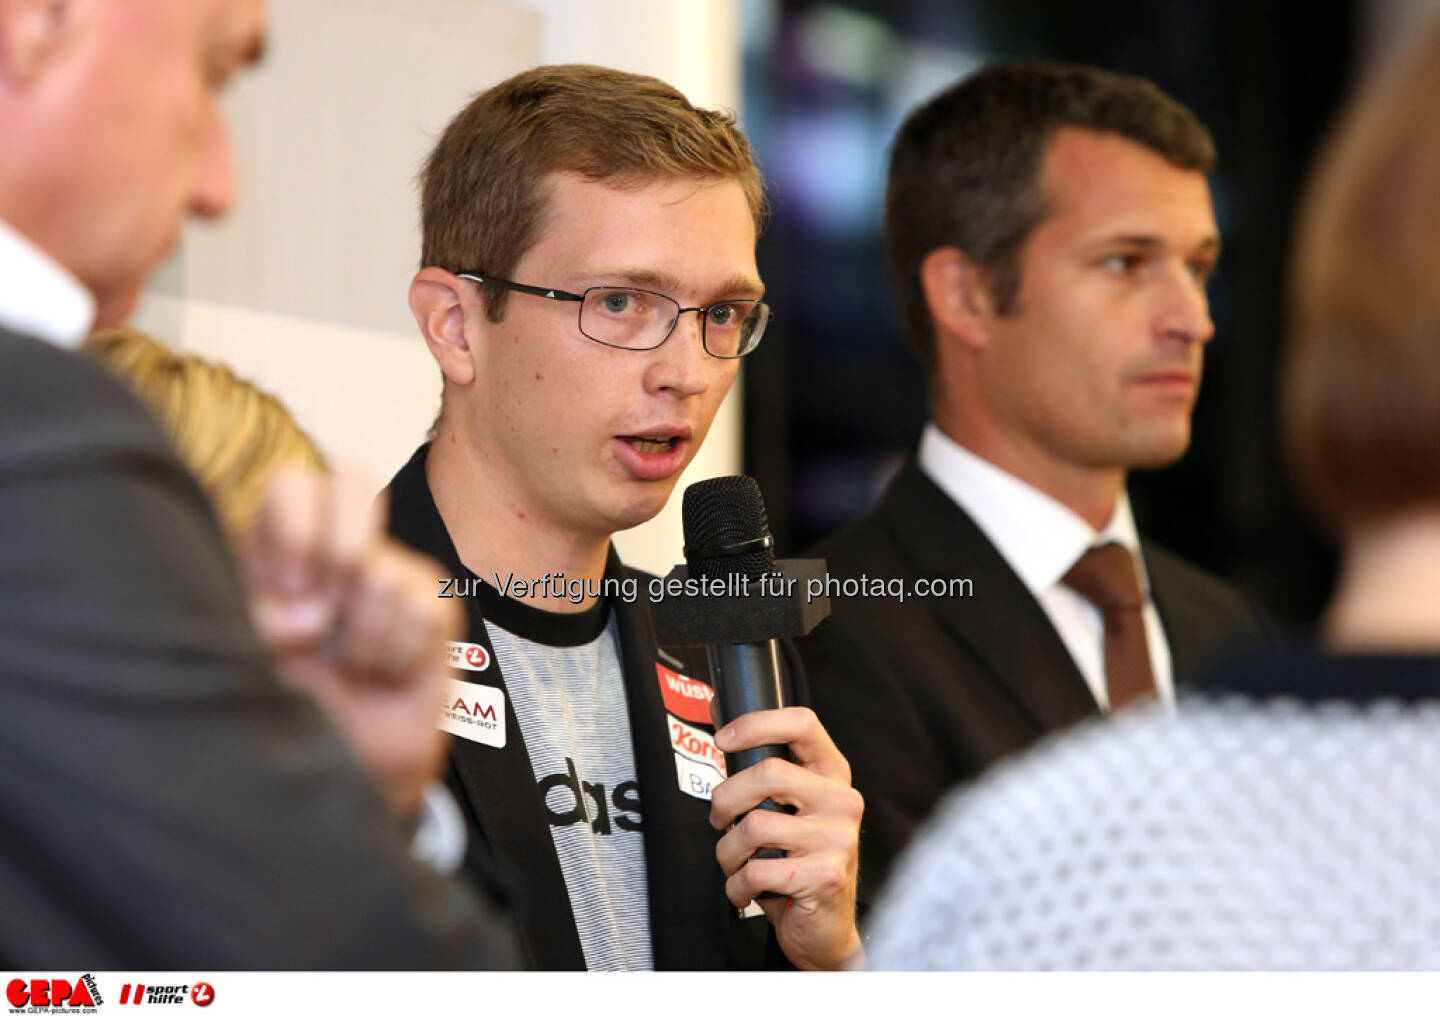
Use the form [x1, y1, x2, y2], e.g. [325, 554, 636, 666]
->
[869, 22, 1440, 969]
[0, 0, 514, 967]
[799, 63, 1269, 910]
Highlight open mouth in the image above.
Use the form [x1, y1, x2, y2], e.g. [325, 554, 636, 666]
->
[620, 435, 681, 455]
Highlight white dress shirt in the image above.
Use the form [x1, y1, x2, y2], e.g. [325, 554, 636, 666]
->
[0, 219, 95, 347]
[918, 423, 1174, 710]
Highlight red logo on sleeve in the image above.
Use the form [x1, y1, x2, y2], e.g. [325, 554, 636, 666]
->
[656, 663, 715, 725]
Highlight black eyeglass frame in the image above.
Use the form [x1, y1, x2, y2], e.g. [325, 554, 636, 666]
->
[457, 271, 771, 359]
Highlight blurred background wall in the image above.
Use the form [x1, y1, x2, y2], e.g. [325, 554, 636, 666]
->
[133, 0, 1438, 613]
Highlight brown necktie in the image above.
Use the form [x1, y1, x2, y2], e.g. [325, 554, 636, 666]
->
[1061, 542, 1156, 710]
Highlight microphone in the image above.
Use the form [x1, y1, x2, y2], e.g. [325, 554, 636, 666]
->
[682, 476, 792, 791]
[654, 476, 832, 875]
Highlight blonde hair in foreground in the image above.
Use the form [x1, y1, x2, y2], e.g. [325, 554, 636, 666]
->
[85, 328, 324, 543]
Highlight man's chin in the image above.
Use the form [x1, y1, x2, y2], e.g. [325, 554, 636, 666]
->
[1123, 428, 1192, 470]
[92, 282, 144, 328]
[605, 482, 679, 534]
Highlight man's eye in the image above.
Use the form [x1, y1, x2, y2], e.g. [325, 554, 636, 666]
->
[1101, 254, 1143, 275]
[1188, 261, 1216, 283]
[602, 292, 634, 314]
[707, 304, 738, 327]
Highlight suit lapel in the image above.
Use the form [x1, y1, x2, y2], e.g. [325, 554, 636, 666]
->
[386, 445, 584, 969]
[446, 601, 586, 969]
[880, 462, 1099, 732]
[610, 553, 732, 969]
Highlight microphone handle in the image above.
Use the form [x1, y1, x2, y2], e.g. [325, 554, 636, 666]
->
[706, 640, 796, 882]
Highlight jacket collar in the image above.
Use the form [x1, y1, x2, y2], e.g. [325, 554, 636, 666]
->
[878, 459, 1100, 733]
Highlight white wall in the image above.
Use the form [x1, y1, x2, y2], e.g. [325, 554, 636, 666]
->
[132, 0, 744, 576]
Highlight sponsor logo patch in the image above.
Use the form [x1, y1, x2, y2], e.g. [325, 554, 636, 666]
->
[674, 753, 723, 802]
[439, 677, 506, 748]
[657, 663, 714, 725]
[668, 715, 727, 801]
[445, 640, 492, 672]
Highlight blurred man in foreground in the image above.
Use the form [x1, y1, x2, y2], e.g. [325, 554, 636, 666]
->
[0, 0, 513, 967]
[800, 62, 1268, 908]
[869, 20, 1440, 968]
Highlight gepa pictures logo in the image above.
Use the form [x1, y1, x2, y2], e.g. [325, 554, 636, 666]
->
[6, 974, 102, 1012]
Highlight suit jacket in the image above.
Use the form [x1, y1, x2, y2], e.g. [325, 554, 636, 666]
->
[0, 327, 517, 969]
[386, 444, 786, 970]
[798, 460, 1269, 911]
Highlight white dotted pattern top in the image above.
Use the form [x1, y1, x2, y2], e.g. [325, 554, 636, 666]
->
[867, 693, 1440, 969]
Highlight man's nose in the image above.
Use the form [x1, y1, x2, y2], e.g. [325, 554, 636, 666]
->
[190, 110, 236, 219]
[643, 309, 712, 397]
[1157, 264, 1215, 345]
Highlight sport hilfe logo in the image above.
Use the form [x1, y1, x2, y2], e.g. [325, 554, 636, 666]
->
[445, 640, 491, 672]
[116, 983, 214, 1006]
[5, 975, 101, 1011]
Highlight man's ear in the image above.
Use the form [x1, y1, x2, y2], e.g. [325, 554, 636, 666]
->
[409, 268, 475, 387]
[0, 0, 86, 88]
[919, 246, 997, 351]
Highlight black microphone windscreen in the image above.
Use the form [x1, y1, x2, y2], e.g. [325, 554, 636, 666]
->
[682, 476, 775, 582]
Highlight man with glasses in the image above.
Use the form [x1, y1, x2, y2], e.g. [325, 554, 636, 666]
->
[386, 65, 863, 971]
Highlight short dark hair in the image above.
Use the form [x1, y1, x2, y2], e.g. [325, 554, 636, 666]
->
[884, 62, 1217, 378]
[1284, 22, 1440, 531]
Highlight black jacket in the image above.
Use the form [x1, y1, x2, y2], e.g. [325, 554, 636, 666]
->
[0, 327, 516, 969]
[798, 460, 1270, 910]
[386, 443, 786, 969]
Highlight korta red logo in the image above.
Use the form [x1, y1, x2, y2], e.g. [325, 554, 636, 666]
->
[656, 663, 715, 725]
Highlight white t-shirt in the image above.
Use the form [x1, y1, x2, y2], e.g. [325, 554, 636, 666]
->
[483, 595, 652, 971]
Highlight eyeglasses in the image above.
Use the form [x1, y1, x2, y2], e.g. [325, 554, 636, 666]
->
[458, 272, 771, 358]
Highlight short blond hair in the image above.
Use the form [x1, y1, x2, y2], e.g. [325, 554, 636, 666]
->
[420, 64, 766, 322]
[84, 328, 323, 543]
